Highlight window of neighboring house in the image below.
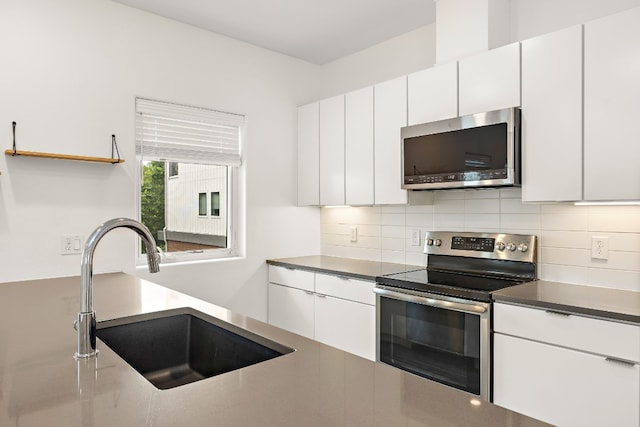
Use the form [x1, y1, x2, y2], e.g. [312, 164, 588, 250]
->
[211, 192, 220, 217]
[198, 193, 207, 216]
[136, 98, 244, 261]
[168, 162, 179, 177]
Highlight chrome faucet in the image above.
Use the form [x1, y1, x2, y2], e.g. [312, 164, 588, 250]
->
[75, 218, 160, 358]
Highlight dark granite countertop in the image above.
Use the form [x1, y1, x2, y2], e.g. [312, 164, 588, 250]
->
[267, 255, 422, 281]
[493, 280, 640, 325]
[0, 273, 550, 426]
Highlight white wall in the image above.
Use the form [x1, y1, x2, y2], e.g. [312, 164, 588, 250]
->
[0, 0, 322, 321]
[320, 24, 436, 99]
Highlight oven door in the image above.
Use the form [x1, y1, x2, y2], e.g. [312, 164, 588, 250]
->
[374, 286, 491, 400]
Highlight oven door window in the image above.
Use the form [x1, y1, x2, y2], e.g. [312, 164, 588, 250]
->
[378, 296, 481, 395]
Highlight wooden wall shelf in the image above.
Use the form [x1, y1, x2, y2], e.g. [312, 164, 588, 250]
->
[4, 150, 124, 164]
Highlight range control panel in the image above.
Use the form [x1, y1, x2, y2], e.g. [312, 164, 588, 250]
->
[424, 231, 537, 263]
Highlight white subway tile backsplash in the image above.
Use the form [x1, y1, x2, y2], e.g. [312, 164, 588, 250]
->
[585, 268, 640, 292]
[406, 213, 434, 227]
[320, 195, 640, 292]
[501, 214, 540, 230]
[540, 230, 590, 249]
[381, 225, 406, 239]
[464, 214, 500, 230]
[434, 213, 465, 229]
[540, 213, 589, 231]
[589, 213, 640, 233]
[433, 199, 465, 213]
[465, 199, 500, 213]
[500, 198, 541, 214]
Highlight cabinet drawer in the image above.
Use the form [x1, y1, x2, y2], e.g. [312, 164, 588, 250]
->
[494, 302, 640, 362]
[268, 265, 314, 292]
[315, 273, 375, 305]
[494, 334, 639, 427]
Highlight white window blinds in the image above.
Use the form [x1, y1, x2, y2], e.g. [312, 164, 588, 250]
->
[135, 98, 244, 166]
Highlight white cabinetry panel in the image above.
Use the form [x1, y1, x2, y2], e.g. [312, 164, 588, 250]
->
[315, 294, 376, 360]
[584, 7, 640, 200]
[408, 62, 458, 125]
[374, 76, 408, 205]
[297, 102, 319, 206]
[319, 94, 345, 206]
[521, 26, 583, 202]
[458, 42, 521, 116]
[267, 283, 314, 339]
[494, 333, 639, 427]
[345, 86, 374, 206]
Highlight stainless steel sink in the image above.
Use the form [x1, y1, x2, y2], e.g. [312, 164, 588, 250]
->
[96, 307, 294, 390]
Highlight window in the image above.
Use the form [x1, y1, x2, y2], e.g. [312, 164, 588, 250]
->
[211, 192, 220, 216]
[168, 162, 179, 177]
[136, 98, 244, 261]
[198, 193, 207, 216]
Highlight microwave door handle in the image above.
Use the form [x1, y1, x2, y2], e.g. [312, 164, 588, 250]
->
[373, 287, 488, 314]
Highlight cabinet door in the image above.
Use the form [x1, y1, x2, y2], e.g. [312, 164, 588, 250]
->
[268, 283, 314, 339]
[584, 7, 640, 200]
[314, 294, 376, 361]
[521, 26, 583, 202]
[374, 76, 408, 205]
[297, 102, 320, 206]
[458, 42, 521, 116]
[408, 62, 458, 125]
[319, 94, 345, 206]
[494, 333, 640, 427]
[345, 86, 374, 205]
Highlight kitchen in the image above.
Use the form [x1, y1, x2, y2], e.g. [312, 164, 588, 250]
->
[1, 0, 639, 425]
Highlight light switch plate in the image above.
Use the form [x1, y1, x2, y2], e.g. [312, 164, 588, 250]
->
[61, 235, 83, 255]
[350, 226, 358, 243]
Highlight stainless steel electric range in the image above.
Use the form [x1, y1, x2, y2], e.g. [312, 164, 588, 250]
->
[375, 231, 537, 401]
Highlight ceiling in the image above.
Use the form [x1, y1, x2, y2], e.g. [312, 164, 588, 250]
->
[112, 0, 437, 65]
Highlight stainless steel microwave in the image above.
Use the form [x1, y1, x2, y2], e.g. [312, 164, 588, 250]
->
[401, 107, 521, 190]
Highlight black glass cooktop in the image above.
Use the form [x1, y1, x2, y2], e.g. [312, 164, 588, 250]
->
[376, 268, 528, 302]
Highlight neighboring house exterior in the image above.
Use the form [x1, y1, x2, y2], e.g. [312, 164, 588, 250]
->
[164, 163, 227, 251]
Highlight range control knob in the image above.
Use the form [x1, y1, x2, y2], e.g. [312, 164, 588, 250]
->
[426, 239, 434, 246]
[434, 239, 442, 247]
[496, 242, 506, 251]
[518, 243, 529, 252]
[507, 243, 517, 252]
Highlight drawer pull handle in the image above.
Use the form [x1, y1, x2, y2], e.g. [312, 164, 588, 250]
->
[304, 291, 314, 295]
[545, 309, 570, 317]
[316, 294, 327, 298]
[605, 357, 637, 367]
[337, 275, 350, 281]
[284, 267, 296, 271]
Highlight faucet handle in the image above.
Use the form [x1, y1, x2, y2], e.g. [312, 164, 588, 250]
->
[73, 319, 78, 331]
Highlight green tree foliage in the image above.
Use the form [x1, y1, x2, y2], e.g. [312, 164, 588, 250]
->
[141, 161, 165, 249]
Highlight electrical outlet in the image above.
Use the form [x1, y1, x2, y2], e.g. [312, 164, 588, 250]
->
[591, 236, 609, 260]
[350, 226, 358, 243]
[61, 235, 83, 255]
[411, 229, 421, 246]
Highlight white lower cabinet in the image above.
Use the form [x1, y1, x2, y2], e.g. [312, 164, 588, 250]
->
[267, 282, 314, 339]
[493, 303, 640, 427]
[268, 266, 376, 361]
[314, 294, 375, 360]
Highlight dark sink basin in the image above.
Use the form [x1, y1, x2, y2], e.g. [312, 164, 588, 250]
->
[96, 307, 294, 390]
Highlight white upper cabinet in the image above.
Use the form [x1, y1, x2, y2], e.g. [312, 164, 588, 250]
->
[319, 94, 345, 206]
[345, 86, 374, 206]
[584, 7, 640, 201]
[408, 61, 458, 125]
[374, 76, 408, 205]
[521, 25, 583, 202]
[458, 42, 521, 116]
[297, 102, 320, 206]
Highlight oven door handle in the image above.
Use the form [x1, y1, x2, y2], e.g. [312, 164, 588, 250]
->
[373, 287, 488, 314]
